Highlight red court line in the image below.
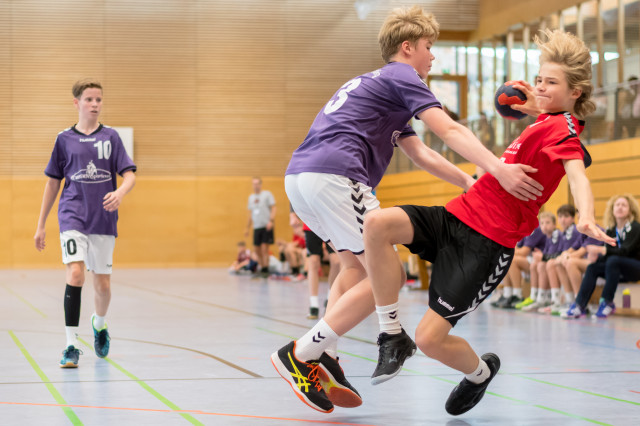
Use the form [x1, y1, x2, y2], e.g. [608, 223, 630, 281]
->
[630, 390, 640, 394]
[636, 339, 640, 350]
[0, 401, 377, 425]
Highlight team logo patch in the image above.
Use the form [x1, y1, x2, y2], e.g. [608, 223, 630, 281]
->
[71, 160, 112, 183]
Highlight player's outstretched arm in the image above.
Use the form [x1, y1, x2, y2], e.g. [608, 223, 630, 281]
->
[418, 107, 543, 201]
[564, 159, 616, 246]
[396, 135, 475, 191]
[34, 178, 62, 251]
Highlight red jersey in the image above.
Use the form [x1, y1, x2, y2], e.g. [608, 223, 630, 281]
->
[447, 112, 590, 248]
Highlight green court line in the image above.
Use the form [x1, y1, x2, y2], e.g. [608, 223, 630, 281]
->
[77, 337, 203, 426]
[2, 285, 47, 318]
[513, 374, 640, 406]
[258, 326, 622, 422]
[533, 405, 614, 425]
[9, 331, 82, 425]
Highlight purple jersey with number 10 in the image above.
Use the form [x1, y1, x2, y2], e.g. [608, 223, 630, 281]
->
[286, 62, 442, 188]
[45, 124, 137, 237]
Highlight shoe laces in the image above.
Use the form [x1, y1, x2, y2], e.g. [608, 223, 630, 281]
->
[96, 329, 110, 345]
[62, 347, 83, 356]
[306, 363, 324, 392]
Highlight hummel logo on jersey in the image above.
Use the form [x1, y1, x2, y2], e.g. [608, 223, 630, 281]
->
[312, 332, 326, 343]
[79, 137, 97, 142]
[438, 297, 455, 312]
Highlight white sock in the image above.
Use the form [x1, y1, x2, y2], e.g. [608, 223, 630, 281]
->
[551, 288, 561, 304]
[565, 292, 574, 304]
[538, 289, 550, 302]
[503, 286, 513, 298]
[325, 340, 338, 359]
[92, 313, 106, 330]
[465, 357, 491, 384]
[294, 319, 339, 361]
[375, 302, 401, 335]
[309, 296, 319, 309]
[65, 326, 79, 347]
[513, 288, 522, 298]
[530, 287, 538, 300]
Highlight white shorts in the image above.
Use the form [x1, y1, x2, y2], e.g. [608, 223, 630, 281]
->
[60, 230, 115, 274]
[285, 172, 380, 254]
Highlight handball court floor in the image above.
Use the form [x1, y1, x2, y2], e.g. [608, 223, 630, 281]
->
[1, 268, 639, 426]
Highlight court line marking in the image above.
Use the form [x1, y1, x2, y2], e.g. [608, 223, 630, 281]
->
[2, 285, 47, 318]
[8, 331, 83, 425]
[257, 326, 622, 425]
[512, 374, 640, 406]
[0, 401, 377, 426]
[77, 337, 204, 426]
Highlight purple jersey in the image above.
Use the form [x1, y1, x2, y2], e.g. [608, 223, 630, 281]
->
[45, 124, 136, 237]
[558, 223, 583, 252]
[286, 62, 441, 188]
[542, 229, 562, 256]
[517, 226, 546, 250]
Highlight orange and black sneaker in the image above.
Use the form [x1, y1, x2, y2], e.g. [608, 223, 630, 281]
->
[318, 353, 362, 407]
[271, 341, 334, 413]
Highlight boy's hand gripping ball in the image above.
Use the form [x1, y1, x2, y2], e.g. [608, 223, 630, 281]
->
[494, 81, 527, 120]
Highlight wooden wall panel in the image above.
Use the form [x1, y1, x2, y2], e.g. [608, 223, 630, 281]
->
[0, 1, 10, 176]
[0, 176, 289, 268]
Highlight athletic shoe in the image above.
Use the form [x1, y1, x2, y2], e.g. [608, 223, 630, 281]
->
[271, 341, 333, 413]
[490, 295, 506, 308]
[522, 300, 550, 312]
[497, 295, 523, 309]
[561, 302, 586, 319]
[60, 345, 82, 368]
[91, 314, 111, 358]
[318, 353, 362, 407]
[445, 353, 500, 416]
[515, 297, 535, 310]
[307, 307, 319, 320]
[592, 300, 616, 318]
[538, 301, 561, 314]
[371, 329, 417, 385]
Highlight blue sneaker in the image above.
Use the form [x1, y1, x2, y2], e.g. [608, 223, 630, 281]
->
[60, 345, 82, 368]
[592, 300, 615, 318]
[92, 314, 110, 358]
[561, 302, 585, 319]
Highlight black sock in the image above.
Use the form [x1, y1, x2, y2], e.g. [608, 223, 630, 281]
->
[261, 267, 269, 273]
[64, 284, 82, 327]
[291, 266, 300, 275]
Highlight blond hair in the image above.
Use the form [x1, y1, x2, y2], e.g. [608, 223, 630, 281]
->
[539, 211, 556, 225]
[602, 193, 640, 229]
[534, 29, 595, 119]
[378, 6, 439, 63]
[72, 78, 102, 99]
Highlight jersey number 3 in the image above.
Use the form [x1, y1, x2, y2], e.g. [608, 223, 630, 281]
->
[324, 78, 362, 115]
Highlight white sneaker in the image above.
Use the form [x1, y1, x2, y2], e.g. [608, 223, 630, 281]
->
[522, 300, 546, 312]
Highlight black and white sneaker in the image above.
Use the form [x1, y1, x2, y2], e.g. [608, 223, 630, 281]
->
[318, 353, 362, 407]
[271, 341, 334, 413]
[445, 353, 500, 415]
[371, 329, 416, 385]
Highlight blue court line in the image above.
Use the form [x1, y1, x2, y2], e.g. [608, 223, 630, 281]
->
[77, 337, 204, 426]
[258, 326, 617, 425]
[2, 285, 47, 318]
[9, 331, 83, 425]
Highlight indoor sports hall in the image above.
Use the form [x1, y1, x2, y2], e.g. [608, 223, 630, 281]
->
[1, 1, 639, 425]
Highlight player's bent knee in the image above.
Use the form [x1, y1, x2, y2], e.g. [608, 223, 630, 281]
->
[363, 210, 388, 242]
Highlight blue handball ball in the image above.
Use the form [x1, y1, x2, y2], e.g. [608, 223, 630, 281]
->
[494, 81, 527, 120]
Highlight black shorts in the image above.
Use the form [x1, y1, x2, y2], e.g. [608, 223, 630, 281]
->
[253, 227, 274, 246]
[399, 205, 514, 327]
[304, 230, 324, 257]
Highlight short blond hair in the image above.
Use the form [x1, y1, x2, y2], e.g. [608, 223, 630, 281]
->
[72, 78, 102, 99]
[378, 6, 439, 63]
[602, 194, 640, 229]
[539, 211, 556, 224]
[535, 29, 595, 119]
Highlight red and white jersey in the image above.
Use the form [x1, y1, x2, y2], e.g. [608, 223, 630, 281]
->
[447, 112, 590, 248]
